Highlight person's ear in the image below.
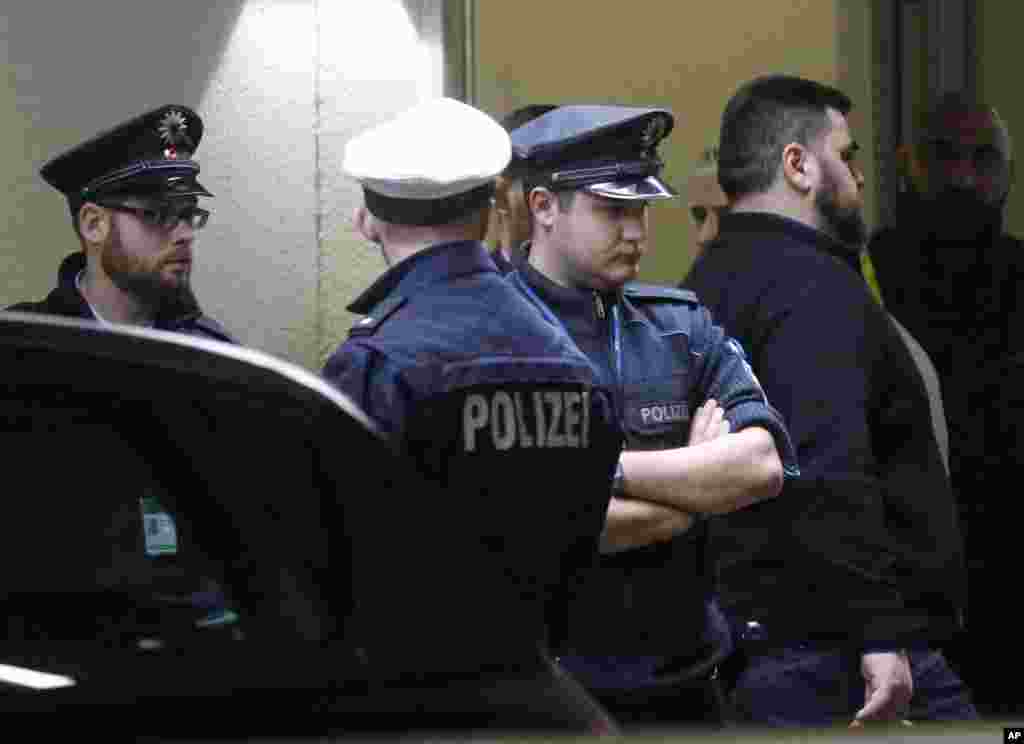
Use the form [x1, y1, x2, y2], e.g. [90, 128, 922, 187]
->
[78, 203, 110, 245]
[353, 204, 382, 244]
[527, 186, 558, 230]
[782, 143, 813, 194]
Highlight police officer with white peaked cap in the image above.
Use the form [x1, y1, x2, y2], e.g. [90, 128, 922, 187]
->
[506, 105, 799, 728]
[322, 97, 623, 734]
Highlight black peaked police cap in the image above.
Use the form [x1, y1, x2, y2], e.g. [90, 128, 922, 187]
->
[40, 105, 213, 205]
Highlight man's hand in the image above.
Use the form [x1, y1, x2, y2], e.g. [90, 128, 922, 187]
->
[850, 651, 913, 726]
[688, 399, 730, 446]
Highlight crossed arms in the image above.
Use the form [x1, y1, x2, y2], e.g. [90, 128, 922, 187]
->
[600, 400, 783, 553]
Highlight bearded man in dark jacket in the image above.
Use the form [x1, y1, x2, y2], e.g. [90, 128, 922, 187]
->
[684, 75, 976, 727]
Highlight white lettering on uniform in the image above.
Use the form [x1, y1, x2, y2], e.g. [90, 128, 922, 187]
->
[533, 391, 547, 447]
[639, 403, 687, 425]
[491, 392, 516, 450]
[544, 391, 566, 447]
[563, 392, 581, 447]
[513, 392, 534, 447]
[461, 390, 591, 451]
[463, 394, 489, 452]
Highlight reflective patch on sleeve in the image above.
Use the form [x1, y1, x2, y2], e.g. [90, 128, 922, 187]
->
[726, 338, 767, 405]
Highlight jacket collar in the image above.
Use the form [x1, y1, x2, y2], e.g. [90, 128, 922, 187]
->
[515, 257, 619, 338]
[346, 240, 497, 315]
[720, 211, 861, 272]
[50, 252, 95, 318]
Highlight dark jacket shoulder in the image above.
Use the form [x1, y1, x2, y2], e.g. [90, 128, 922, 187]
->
[6, 286, 90, 319]
[166, 314, 236, 344]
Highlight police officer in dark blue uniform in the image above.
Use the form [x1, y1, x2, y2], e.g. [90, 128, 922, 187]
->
[4, 105, 238, 639]
[321, 97, 623, 734]
[506, 105, 799, 727]
[8, 105, 232, 342]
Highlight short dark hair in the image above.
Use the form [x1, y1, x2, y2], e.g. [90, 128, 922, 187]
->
[717, 74, 852, 199]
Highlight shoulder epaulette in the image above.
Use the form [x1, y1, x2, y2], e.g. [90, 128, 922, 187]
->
[622, 282, 699, 304]
[348, 295, 407, 337]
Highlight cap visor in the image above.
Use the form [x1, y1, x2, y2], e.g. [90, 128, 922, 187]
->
[585, 175, 677, 201]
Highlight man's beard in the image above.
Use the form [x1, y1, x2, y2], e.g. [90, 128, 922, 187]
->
[102, 224, 196, 311]
[814, 173, 867, 248]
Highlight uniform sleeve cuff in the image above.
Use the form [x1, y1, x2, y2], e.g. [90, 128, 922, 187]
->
[727, 401, 800, 478]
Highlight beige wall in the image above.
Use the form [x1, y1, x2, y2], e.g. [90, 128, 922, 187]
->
[976, 1, 1024, 238]
[473, 0, 877, 283]
[1, 0, 446, 371]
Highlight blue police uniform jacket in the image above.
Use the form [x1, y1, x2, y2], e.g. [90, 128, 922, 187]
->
[509, 259, 798, 690]
[322, 240, 623, 675]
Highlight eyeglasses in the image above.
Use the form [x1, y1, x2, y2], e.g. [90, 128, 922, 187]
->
[99, 201, 210, 231]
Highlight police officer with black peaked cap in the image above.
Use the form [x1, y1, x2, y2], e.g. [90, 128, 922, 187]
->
[506, 105, 799, 727]
[321, 97, 622, 734]
[6, 106, 239, 639]
[8, 105, 232, 341]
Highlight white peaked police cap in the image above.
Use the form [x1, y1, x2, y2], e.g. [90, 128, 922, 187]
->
[343, 97, 511, 226]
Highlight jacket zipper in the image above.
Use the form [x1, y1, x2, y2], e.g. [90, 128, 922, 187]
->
[594, 291, 625, 416]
